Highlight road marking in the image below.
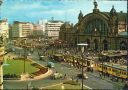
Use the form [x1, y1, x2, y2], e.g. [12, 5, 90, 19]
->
[41, 83, 63, 89]
[41, 83, 92, 90]
[83, 84, 92, 89]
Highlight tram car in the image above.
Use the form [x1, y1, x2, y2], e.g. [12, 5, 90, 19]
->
[52, 54, 64, 62]
[94, 63, 127, 79]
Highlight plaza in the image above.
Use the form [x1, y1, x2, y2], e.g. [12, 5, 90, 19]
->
[0, 0, 127, 90]
[2, 39, 127, 89]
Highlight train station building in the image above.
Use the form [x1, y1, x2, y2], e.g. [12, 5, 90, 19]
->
[59, 1, 127, 51]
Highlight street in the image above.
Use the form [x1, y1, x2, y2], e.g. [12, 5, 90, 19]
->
[3, 47, 123, 89]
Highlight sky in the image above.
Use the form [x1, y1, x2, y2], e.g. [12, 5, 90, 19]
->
[1, 0, 127, 24]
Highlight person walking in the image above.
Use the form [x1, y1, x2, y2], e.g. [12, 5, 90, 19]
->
[123, 81, 128, 90]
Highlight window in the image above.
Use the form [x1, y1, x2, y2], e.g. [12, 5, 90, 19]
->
[84, 19, 108, 35]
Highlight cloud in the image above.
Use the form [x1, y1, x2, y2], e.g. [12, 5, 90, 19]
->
[9, 2, 48, 11]
[1, 0, 127, 24]
[27, 8, 79, 18]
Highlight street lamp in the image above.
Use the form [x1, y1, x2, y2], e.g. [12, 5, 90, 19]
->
[101, 51, 106, 76]
[77, 43, 88, 90]
[126, 40, 128, 81]
[23, 46, 27, 74]
[23, 39, 28, 74]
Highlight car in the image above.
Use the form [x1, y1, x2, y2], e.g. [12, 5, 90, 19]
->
[111, 77, 118, 82]
[51, 73, 63, 79]
[28, 53, 31, 56]
[47, 62, 55, 68]
[77, 73, 88, 79]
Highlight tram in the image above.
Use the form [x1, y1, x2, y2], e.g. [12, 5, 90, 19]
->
[52, 54, 64, 62]
[94, 63, 128, 79]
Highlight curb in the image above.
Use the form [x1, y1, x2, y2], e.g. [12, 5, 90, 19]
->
[3, 53, 53, 82]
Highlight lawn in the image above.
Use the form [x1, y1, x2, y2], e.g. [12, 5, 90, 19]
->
[3, 59, 39, 76]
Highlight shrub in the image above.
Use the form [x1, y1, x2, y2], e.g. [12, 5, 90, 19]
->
[3, 73, 19, 78]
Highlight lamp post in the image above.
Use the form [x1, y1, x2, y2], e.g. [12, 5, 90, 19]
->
[23, 40, 27, 74]
[126, 39, 128, 81]
[99, 49, 104, 75]
[23, 46, 27, 74]
[77, 43, 88, 90]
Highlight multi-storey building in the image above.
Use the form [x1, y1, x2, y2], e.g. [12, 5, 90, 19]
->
[11, 21, 33, 38]
[45, 20, 64, 39]
[32, 24, 43, 36]
[0, 19, 9, 38]
[38, 19, 47, 33]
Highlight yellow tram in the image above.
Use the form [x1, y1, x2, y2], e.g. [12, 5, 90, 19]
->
[94, 63, 128, 79]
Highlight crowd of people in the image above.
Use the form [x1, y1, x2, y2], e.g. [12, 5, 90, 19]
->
[12, 38, 128, 89]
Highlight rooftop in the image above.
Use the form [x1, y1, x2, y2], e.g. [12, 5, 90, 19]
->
[102, 11, 127, 21]
[13, 21, 31, 24]
[104, 63, 127, 71]
[48, 20, 64, 23]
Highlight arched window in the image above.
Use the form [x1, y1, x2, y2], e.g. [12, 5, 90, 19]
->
[103, 39, 108, 50]
[120, 41, 126, 50]
[94, 39, 98, 51]
[84, 19, 108, 36]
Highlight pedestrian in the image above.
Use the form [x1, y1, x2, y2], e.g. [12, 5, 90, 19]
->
[76, 78, 79, 83]
[71, 76, 74, 81]
[91, 68, 93, 73]
[99, 72, 102, 78]
[64, 74, 66, 79]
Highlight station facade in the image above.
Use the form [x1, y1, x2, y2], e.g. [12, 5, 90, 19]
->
[59, 1, 127, 51]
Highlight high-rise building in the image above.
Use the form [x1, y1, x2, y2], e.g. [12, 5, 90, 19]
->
[0, 19, 9, 38]
[32, 24, 43, 36]
[45, 20, 64, 39]
[38, 19, 47, 35]
[11, 21, 33, 38]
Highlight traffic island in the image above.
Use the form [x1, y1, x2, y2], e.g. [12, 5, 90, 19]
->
[3, 57, 52, 81]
